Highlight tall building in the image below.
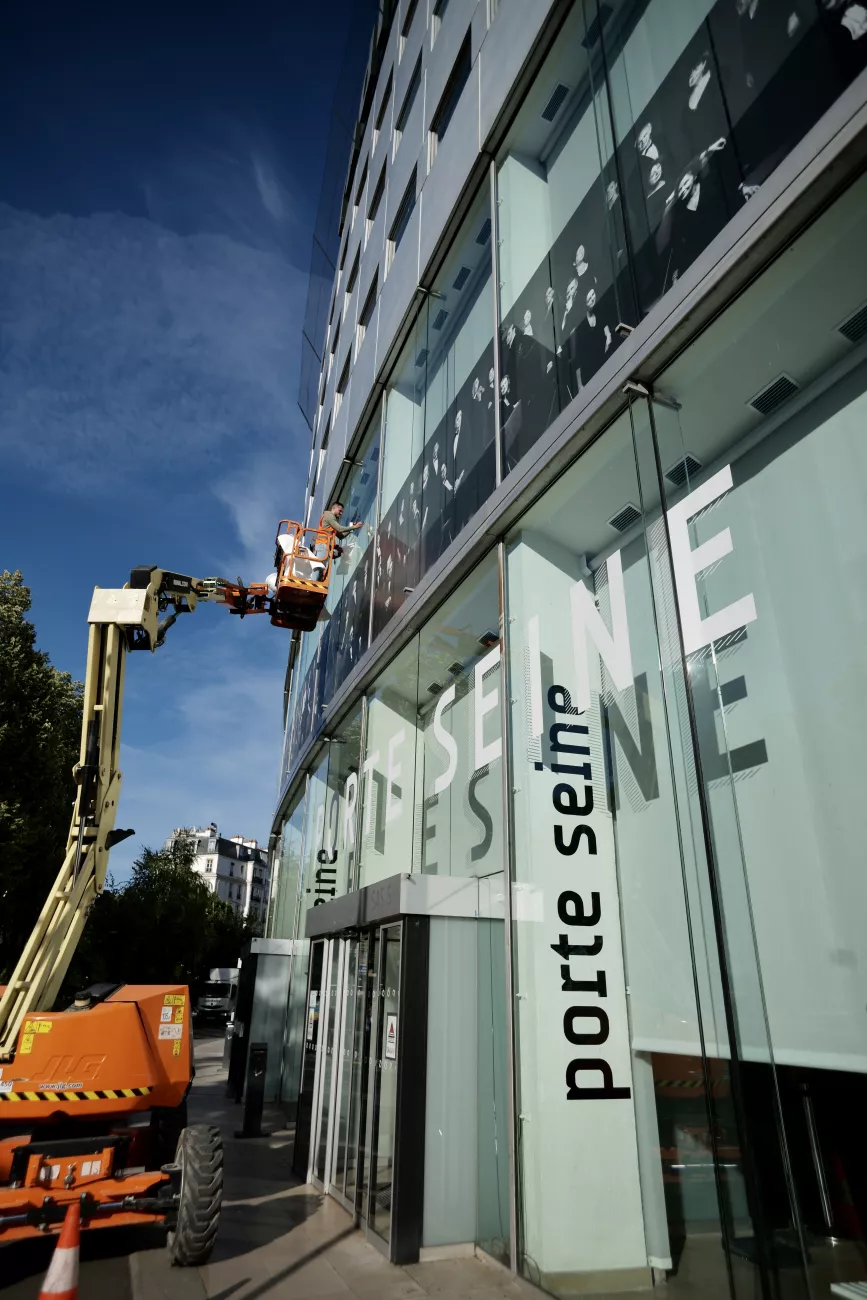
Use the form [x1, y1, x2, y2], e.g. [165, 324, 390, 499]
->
[263, 2, 867, 1296]
[167, 824, 269, 928]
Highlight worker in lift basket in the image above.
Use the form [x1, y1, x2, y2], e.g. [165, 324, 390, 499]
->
[319, 500, 362, 558]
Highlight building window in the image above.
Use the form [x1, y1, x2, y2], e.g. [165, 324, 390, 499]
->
[335, 352, 351, 415]
[387, 169, 416, 271]
[374, 68, 393, 149]
[399, 0, 419, 58]
[229, 862, 234, 876]
[205, 858, 213, 871]
[429, 32, 471, 162]
[394, 53, 422, 151]
[432, 0, 449, 42]
[353, 157, 368, 222]
[357, 273, 378, 351]
[367, 164, 386, 239]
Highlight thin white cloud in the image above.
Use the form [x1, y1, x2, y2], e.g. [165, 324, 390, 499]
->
[0, 201, 308, 489]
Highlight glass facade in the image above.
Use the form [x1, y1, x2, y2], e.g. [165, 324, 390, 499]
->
[266, 2, 867, 1293]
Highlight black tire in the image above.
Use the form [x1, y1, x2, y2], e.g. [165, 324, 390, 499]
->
[167, 1124, 223, 1266]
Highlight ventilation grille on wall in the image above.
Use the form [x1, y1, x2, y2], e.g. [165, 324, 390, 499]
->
[541, 82, 570, 122]
[415, 348, 429, 368]
[748, 373, 799, 415]
[427, 681, 443, 695]
[476, 217, 492, 245]
[839, 303, 867, 344]
[665, 453, 702, 489]
[453, 265, 471, 291]
[448, 660, 464, 676]
[478, 629, 499, 647]
[608, 502, 641, 533]
[581, 2, 612, 49]
[432, 308, 449, 331]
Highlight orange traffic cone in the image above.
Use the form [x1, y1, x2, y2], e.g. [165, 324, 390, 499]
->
[39, 1201, 80, 1300]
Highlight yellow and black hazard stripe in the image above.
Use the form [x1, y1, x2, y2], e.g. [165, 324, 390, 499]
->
[0, 1086, 152, 1103]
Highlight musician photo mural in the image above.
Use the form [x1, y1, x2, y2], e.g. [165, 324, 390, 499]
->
[374, 188, 496, 638]
[495, 0, 867, 473]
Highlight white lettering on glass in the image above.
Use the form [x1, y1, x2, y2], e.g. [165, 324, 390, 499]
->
[667, 465, 757, 654]
[362, 750, 380, 834]
[528, 614, 543, 740]
[386, 730, 405, 823]
[569, 548, 633, 712]
[432, 684, 459, 794]
[474, 645, 503, 770]
[343, 771, 358, 847]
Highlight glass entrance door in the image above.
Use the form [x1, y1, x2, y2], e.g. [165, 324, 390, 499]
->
[311, 937, 344, 1188]
[365, 923, 402, 1248]
[292, 939, 325, 1180]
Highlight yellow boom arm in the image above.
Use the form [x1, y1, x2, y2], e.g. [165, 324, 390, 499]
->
[0, 566, 227, 1060]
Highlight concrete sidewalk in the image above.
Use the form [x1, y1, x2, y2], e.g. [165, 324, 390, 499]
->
[131, 1034, 529, 1300]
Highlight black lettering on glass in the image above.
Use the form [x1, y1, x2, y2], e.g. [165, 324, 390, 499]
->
[553, 783, 594, 816]
[557, 890, 601, 926]
[555, 824, 597, 856]
[566, 1058, 631, 1101]
[468, 769, 494, 862]
[564, 1006, 610, 1045]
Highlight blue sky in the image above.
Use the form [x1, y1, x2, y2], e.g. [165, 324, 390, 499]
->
[0, 0, 365, 878]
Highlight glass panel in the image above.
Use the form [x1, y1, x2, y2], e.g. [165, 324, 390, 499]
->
[293, 939, 325, 1179]
[414, 551, 504, 879]
[358, 637, 420, 888]
[318, 410, 381, 715]
[320, 701, 364, 901]
[476, 873, 510, 1265]
[602, 0, 867, 322]
[343, 932, 373, 1208]
[644, 171, 867, 1295]
[369, 924, 402, 1242]
[314, 939, 343, 1182]
[271, 791, 305, 941]
[358, 928, 380, 1224]
[333, 938, 358, 1192]
[495, 1, 630, 472]
[375, 182, 495, 637]
[505, 409, 734, 1296]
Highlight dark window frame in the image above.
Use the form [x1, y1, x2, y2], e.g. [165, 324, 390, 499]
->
[430, 32, 471, 147]
[354, 157, 369, 212]
[395, 53, 422, 136]
[375, 68, 394, 139]
[368, 163, 386, 228]
[388, 168, 417, 263]
[358, 273, 379, 336]
[401, 0, 419, 41]
[346, 249, 360, 300]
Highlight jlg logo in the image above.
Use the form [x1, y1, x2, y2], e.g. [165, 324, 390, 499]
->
[40, 1054, 106, 1081]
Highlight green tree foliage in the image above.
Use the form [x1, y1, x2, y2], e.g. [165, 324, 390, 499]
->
[64, 836, 255, 998]
[0, 571, 83, 980]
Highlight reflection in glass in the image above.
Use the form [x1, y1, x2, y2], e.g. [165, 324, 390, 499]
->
[415, 552, 504, 878]
[505, 411, 732, 1296]
[358, 638, 420, 888]
[638, 173, 867, 1293]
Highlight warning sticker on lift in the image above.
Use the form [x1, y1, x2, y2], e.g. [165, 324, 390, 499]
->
[158, 1024, 183, 1040]
[163, 994, 186, 1007]
[0, 1082, 13, 1094]
[385, 1013, 397, 1061]
[174, 1006, 184, 1023]
[160, 1007, 173, 1023]
[172, 1040, 182, 1057]
[19, 1034, 35, 1055]
[23, 1020, 52, 1035]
